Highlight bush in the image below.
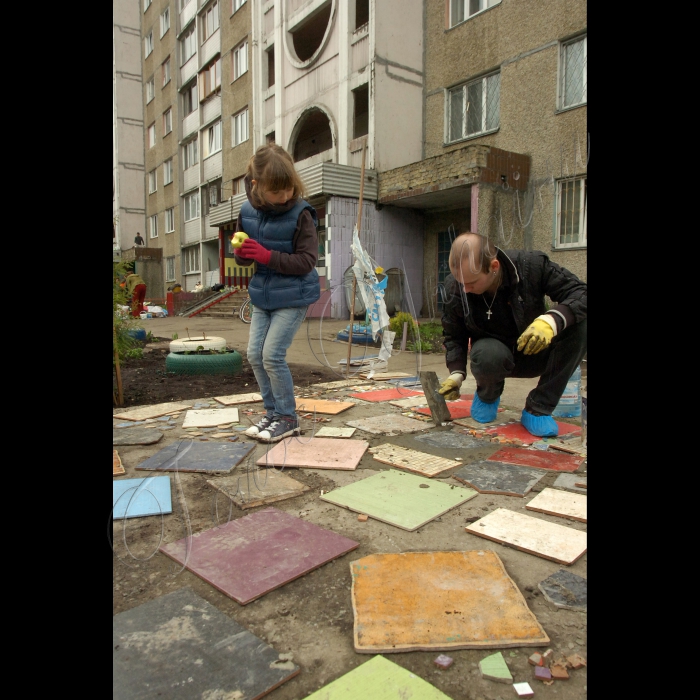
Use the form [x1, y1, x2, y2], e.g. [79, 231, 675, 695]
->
[389, 312, 419, 338]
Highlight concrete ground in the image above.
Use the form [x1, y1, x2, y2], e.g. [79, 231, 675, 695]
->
[140, 313, 550, 412]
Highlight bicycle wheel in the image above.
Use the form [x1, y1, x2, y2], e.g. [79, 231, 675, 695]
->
[239, 297, 252, 323]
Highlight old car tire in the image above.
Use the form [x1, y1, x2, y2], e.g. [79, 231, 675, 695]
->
[169, 336, 227, 352]
[165, 351, 243, 376]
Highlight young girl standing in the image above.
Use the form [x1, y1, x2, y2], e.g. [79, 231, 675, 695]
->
[234, 144, 320, 442]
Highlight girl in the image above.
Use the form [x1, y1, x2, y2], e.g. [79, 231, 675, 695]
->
[234, 144, 320, 443]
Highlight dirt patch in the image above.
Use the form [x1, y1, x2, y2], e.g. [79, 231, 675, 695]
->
[115, 337, 348, 407]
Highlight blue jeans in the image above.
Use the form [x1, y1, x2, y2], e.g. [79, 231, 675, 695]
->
[246, 305, 308, 420]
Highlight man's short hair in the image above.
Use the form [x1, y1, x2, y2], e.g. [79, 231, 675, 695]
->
[449, 233, 498, 274]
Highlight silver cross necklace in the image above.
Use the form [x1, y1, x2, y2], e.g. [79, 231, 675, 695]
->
[483, 270, 501, 320]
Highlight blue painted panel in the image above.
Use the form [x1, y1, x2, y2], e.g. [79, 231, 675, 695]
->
[113, 476, 172, 519]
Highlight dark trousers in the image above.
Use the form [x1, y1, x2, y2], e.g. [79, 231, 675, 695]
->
[469, 319, 587, 415]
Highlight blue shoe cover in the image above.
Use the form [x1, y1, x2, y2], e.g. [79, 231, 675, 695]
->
[470, 394, 500, 423]
[521, 409, 559, 437]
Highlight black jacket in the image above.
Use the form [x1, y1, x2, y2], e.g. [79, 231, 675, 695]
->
[441, 248, 587, 376]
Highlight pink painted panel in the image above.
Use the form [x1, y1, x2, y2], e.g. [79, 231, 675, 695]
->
[349, 388, 423, 402]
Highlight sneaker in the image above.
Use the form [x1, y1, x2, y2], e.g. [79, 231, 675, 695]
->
[258, 417, 300, 443]
[244, 414, 274, 437]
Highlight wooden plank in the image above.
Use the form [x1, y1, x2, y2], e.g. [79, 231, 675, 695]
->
[135, 441, 255, 473]
[360, 371, 413, 380]
[368, 444, 461, 477]
[213, 392, 263, 405]
[314, 426, 357, 438]
[113, 587, 300, 700]
[345, 414, 432, 435]
[113, 476, 172, 519]
[304, 654, 451, 699]
[320, 469, 477, 531]
[256, 437, 368, 470]
[159, 507, 360, 604]
[526, 487, 587, 522]
[418, 371, 452, 425]
[113, 449, 125, 476]
[465, 508, 587, 565]
[350, 551, 549, 653]
[113, 402, 191, 421]
[207, 469, 310, 509]
[294, 397, 355, 414]
[182, 408, 240, 428]
[488, 447, 584, 472]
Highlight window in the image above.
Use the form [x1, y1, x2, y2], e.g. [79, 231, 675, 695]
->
[162, 57, 171, 86]
[160, 7, 170, 37]
[164, 158, 173, 185]
[149, 214, 158, 238]
[144, 0, 152, 11]
[354, 0, 369, 30]
[148, 169, 157, 193]
[560, 35, 587, 110]
[555, 177, 587, 249]
[232, 0, 247, 12]
[205, 180, 222, 214]
[233, 41, 248, 80]
[265, 46, 275, 89]
[204, 121, 222, 157]
[166, 255, 176, 281]
[148, 122, 156, 148]
[183, 80, 198, 115]
[163, 109, 172, 135]
[146, 76, 155, 103]
[202, 1, 220, 43]
[183, 138, 198, 169]
[184, 191, 200, 221]
[184, 245, 200, 273]
[144, 31, 153, 57]
[449, 0, 501, 28]
[199, 59, 221, 101]
[233, 175, 245, 194]
[352, 84, 369, 138]
[181, 25, 196, 65]
[165, 208, 175, 233]
[447, 71, 500, 143]
[232, 108, 249, 146]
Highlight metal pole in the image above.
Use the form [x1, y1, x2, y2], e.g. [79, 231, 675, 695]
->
[345, 141, 367, 378]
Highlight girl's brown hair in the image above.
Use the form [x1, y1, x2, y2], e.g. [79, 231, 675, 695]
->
[246, 144, 306, 208]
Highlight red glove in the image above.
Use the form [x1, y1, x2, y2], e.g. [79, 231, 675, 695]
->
[239, 239, 272, 265]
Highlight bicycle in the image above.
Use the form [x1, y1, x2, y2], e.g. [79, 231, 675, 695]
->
[239, 297, 252, 323]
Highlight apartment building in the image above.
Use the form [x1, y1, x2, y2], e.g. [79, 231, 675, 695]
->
[113, 0, 147, 260]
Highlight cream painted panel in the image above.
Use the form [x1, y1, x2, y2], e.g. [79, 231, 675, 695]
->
[181, 55, 197, 84]
[200, 29, 220, 67]
[203, 151, 222, 180]
[180, 1, 196, 30]
[264, 94, 275, 126]
[202, 94, 222, 124]
[285, 55, 338, 109]
[184, 166, 199, 191]
[182, 109, 199, 138]
[351, 34, 369, 73]
[184, 218, 200, 243]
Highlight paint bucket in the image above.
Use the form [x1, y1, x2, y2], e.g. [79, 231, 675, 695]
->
[580, 383, 587, 449]
[139, 312, 147, 319]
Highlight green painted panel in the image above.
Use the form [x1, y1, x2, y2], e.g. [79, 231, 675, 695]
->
[305, 654, 453, 700]
[320, 469, 477, 531]
[479, 651, 513, 682]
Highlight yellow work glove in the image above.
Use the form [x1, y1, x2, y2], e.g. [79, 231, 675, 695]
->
[438, 373, 464, 401]
[517, 316, 555, 355]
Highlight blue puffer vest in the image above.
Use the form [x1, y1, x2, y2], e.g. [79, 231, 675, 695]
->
[240, 198, 321, 310]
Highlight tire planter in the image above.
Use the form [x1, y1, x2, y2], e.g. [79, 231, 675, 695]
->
[169, 336, 227, 352]
[126, 328, 147, 341]
[336, 329, 382, 346]
[165, 350, 243, 376]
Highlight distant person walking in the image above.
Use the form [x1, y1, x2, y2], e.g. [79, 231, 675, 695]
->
[134, 232, 145, 247]
[124, 271, 147, 318]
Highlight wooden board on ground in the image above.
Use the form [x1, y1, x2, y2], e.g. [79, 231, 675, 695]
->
[159, 507, 359, 604]
[349, 388, 423, 402]
[213, 392, 263, 405]
[453, 460, 547, 497]
[359, 371, 413, 380]
[113, 402, 192, 422]
[311, 379, 373, 390]
[113, 476, 172, 519]
[207, 469, 310, 509]
[303, 654, 451, 700]
[485, 421, 581, 444]
[488, 447, 584, 472]
[418, 371, 452, 425]
[294, 397, 355, 414]
[113, 587, 300, 700]
[320, 469, 477, 531]
[350, 550, 549, 653]
[314, 426, 357, 438]
[346, 413, 431, 436]
[414, 431, 491, 450]
[465, 508, 587, 565]
[553, 473, 587, 494]
[526, 487, 587, 522]
[256, 437, 368, 470]
[113, 449, 125, 476]
[368, 444, 461, 478]
[390, 395, 429, 409]
[135, 440, 255, 473]
[181, 407, 240, 428]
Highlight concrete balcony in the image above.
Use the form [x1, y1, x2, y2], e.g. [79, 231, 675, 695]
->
[200, 29, 220, 67]
[181, 54, 197, 85]
[184, 217, 201, 244]
[183, 166, 200, 192]
[203, 151, 222, 180]
[201, 94, 221, 125]
[180, 0, 196, 31]
[182, 109, 199, 139]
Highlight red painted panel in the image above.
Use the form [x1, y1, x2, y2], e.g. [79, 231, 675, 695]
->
[487, 446, 584, 472]
[349, 388, 423, 402]
[416, 399, 473, 419]
[484, 421, 581, 445]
